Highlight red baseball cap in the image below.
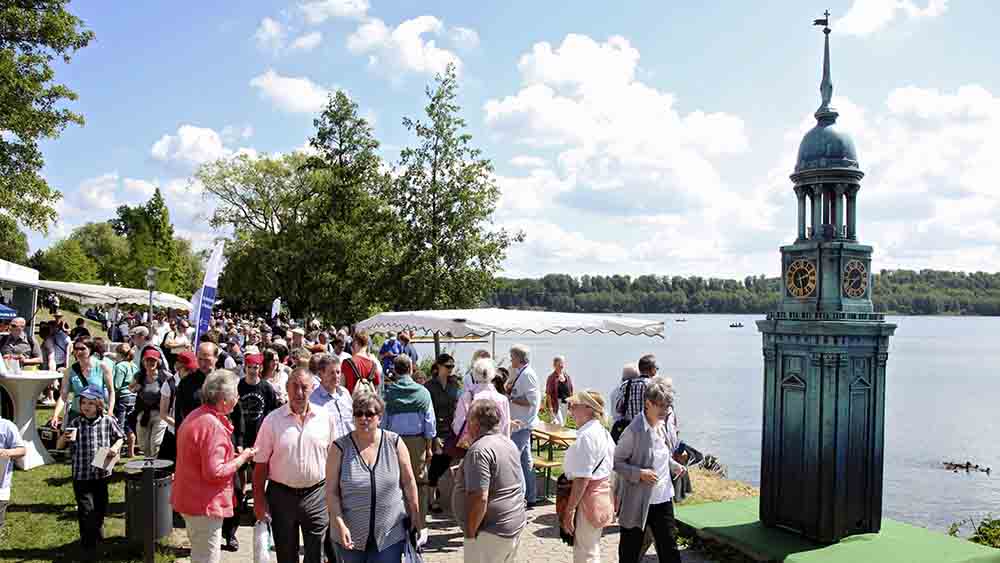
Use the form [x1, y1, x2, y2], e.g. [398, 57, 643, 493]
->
[142, 348, 161, 361]
[176, 351, 197, 371]
[244, 354, 264, 366]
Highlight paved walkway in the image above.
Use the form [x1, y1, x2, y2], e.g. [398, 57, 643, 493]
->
[172, 502, 717, 562]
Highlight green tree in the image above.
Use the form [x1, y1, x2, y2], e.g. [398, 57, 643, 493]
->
[387, 64, 521, 310]
[0, 215, 29, 264]
[111, 188, 185, 294]
[0, 0, 94, 232]
[29, 238, 97, 282]
[201, 111, 393, 324]
[67, 221, 128, 283]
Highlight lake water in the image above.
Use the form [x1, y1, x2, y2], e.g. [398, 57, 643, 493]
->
[413, 313, 999, 532]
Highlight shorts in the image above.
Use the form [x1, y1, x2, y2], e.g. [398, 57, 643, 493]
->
[115, 395, 137, 433]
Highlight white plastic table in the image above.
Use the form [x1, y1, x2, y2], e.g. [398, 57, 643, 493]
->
[0, 370, 60, 469]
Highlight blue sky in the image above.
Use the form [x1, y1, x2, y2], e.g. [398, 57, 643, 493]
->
[29, 0, 1000, 278]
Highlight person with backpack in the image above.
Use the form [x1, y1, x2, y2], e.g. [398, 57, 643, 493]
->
[130, 348, 173, 457]
[112, 343, 139, 458]
[341, 330, 382, 396]
[156, 350, 196, 463]
[51, 337, 115, 430]
[611, 354, 658, 443]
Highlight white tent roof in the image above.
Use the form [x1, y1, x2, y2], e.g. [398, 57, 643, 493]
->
[34, 280, 193, 311]
[355, 308, 664, 338]
[0, 260, 39, 286]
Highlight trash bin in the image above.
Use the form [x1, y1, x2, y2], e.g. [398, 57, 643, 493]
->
[124, 459, 174, 542]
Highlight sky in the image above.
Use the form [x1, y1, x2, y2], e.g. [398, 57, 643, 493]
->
[26, 0, 1000, 279]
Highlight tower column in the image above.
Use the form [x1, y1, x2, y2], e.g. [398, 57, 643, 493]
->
[834, 184, 846, 238]
[795, 187, 807, 240]
[811, 184, 823, 239]
[847, 187, 858, 240]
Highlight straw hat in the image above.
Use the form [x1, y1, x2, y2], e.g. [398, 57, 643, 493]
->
[566, 390, 607, 422]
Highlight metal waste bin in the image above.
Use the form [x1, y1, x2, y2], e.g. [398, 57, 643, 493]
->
[124, 459, 174, 543]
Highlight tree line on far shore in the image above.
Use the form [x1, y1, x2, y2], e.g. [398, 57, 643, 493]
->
[487, 270, 1000, 316]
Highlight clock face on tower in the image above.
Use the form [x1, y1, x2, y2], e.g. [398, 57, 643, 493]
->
[785, 259, 817, 298]
[842, 259, 868, 298]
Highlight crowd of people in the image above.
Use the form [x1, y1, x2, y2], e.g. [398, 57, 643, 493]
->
[0, 308, 690, 563]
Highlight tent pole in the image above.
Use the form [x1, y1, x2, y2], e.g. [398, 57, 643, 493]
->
[433, 331, 441, 358]
[491, 332, 496, 359]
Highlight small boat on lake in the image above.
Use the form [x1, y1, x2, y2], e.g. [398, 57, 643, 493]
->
[675, 318, 687, 322]
[729, 322, 744, 328]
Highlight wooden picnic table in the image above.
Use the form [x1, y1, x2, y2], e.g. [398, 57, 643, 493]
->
[531, 421, 576, 461]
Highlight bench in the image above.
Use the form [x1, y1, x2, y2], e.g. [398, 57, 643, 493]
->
[533, 457, 562, 500]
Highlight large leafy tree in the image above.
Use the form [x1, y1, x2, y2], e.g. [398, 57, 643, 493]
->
[28, 237, 97, 282]
[203, 92, 394, 323]
[67, 221, 128, 283]
[387, 64, 521, 310]
[111, 189, 192, 294]
[0, 215, 29, 264]
[0, 0, 94, 232]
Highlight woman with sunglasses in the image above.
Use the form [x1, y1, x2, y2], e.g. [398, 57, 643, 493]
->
[326, 388, 422, 562]
[51, 337, 115, 430]
[424, 353, 460, 514]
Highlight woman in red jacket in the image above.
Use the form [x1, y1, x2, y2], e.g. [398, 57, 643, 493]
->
[545, 355, 574, 426]
[171, 369, 256, 563]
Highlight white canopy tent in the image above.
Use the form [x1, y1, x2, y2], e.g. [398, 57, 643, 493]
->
[355, 308, 665, 356]
[33, 280, 193, 311]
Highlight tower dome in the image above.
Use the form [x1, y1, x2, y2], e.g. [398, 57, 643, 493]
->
[795, 120, 859, 172]
[793, 22, 860, 174]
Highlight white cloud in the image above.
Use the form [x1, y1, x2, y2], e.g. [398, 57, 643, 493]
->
[255, 17, 286, 53]
[79, 172, 120, 211]
[290, 31, 323, 52]
[122, 178, 157, 198]
[221, 124, 254, 144]
[300, 0, 369, 24]
[485, 34, 747, 219]
[448, 26, 479, 50]
[151, 125, 232, 168]
[839, 0, 948, 36]
[509, 155, 547, 169]
[346, 15, 462, 78]
[249, 69, 330, 113]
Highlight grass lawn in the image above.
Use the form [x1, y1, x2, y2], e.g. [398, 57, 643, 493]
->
[0, 406, 189, 563]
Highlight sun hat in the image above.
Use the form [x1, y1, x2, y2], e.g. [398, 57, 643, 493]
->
[566, 390, 606, 418]
[244, 354, 264, 366]
[142, 348, 161, 361]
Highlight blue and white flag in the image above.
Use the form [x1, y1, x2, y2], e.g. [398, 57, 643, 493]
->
[192, 241, 226, 347]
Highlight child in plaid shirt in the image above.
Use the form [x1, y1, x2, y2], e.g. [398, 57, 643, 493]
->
[57, 385, 124, 560]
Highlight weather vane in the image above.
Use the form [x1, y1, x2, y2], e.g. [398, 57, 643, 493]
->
[813, 9, 831, 33]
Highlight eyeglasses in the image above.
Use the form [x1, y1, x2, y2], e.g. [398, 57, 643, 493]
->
[73, 347, 88, 352]
[353, 410, 379, 418]
[443, 364, 455, 369]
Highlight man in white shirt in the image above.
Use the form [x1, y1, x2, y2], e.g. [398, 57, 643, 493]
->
[505, 344, 541, 506]
[308, 354, 353, 439]
[253, 368, 335, 563]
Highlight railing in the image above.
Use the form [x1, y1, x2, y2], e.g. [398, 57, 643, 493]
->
[766, 311, 885, 322]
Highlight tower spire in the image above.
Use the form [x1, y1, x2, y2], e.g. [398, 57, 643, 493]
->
[814, 10, 838, 123]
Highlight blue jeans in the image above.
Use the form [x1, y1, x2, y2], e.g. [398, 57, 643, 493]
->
[336, 538, 404, 563]
[511, 427, 536, 504]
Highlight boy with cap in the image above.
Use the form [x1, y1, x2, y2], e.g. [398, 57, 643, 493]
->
[57, 386, 124, 560]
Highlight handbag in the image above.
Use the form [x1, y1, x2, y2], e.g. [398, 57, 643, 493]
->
[444, 391, 473, 458]
[557, 455, 605, 546]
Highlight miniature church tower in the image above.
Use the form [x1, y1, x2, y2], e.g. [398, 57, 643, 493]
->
[755, 15, 897, 543]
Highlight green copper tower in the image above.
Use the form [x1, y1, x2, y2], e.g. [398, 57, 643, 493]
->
[755, 15, 896, 543]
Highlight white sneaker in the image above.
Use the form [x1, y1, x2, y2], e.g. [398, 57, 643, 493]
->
[417, 528, 428, 548]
